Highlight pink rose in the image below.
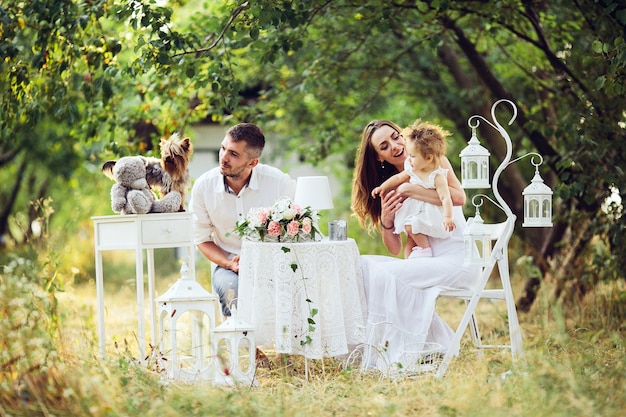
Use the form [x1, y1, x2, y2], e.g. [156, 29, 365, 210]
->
[287, 220, 300, 236]
[302, 218, 312, 234]
[267, 221, 282, 236]
[256, 209, 269, 224]
[292, 204, 302, 215]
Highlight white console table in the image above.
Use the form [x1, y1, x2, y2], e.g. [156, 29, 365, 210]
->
[92, 212, 195, 361]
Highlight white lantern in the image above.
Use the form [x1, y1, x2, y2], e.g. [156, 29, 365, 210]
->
[459, 127, 491, 189]
[463, 210, 492, 267]
[156, 262, 219, 381]
[211, 305, 257, 386]
[522, 167, 553, 227]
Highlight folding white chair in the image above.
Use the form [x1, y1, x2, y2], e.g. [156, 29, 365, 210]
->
[435, 216, 523, 378]
[433, 99, 553, 378]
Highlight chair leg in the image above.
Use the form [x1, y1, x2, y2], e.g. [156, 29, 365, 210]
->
[435, 289, 487, 378]
[468, 311, 482, 349]
[497, 257, 524, 359]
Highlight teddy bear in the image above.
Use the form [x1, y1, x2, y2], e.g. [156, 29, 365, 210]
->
[102, 133, 193, 212]
[104, 156, 182, 215]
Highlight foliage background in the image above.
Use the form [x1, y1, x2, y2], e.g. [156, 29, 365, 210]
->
[1, 0, 625, 415]
[2, 0, 625, 304]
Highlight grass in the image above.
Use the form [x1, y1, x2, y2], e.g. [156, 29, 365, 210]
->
[1, 258, 625, 417]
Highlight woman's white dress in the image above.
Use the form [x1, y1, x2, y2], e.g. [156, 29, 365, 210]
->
[360, 205, 480, 372]
[393, 164, 451, 239]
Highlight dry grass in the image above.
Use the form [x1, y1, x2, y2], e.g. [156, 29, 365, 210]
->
[1, 266, 625, 417]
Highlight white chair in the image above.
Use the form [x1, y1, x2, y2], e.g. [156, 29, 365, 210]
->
[432, 100, 552, 378]
[435, 216, 522, 378]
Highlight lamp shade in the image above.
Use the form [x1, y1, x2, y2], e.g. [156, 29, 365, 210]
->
[294, 176, 334, 210]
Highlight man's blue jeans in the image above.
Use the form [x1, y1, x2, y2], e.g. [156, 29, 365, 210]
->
[212, 265, 238, 317]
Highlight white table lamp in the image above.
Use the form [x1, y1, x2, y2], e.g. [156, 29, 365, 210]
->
[294, 176, 334, 210]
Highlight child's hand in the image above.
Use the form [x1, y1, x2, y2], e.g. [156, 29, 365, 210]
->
[371, 186, 383, 198]
[443, 217, 456, 232]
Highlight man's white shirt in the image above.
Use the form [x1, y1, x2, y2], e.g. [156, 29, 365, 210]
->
[189, 163, 296, 256]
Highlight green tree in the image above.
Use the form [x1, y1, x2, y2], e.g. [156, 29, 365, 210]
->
[2, 0, 624, 311]
[1, 0, 116, 245]
[0, 0, 199, 249]
[125, 0, 625, 309]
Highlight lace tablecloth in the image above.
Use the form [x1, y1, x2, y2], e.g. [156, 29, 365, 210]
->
[238, 238, 367, 359]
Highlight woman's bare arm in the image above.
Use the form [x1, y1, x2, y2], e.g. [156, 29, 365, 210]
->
[379, 190, 404, 256]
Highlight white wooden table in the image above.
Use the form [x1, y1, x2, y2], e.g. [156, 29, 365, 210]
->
[92, 212, 195, 361]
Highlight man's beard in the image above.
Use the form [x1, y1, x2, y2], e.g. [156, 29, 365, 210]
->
[220, 164, 245, 179]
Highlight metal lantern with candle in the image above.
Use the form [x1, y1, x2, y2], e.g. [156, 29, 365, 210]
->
[460, 126, 491, 189]
[211, 303, 257, 386]
[522, 158, 554, 227]
[463, 200, 492, 267]
[156, 261, 219, 382]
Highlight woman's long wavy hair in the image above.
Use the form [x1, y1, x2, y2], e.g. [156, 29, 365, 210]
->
[351, 120, 402, 233]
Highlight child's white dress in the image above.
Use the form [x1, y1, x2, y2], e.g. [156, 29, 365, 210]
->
[393, 161, 452, 240]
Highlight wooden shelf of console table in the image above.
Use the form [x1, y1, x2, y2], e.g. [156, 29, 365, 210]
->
[92, 212, 195, 362]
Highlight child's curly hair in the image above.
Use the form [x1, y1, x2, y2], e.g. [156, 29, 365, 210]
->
[401, 119, 450, 165]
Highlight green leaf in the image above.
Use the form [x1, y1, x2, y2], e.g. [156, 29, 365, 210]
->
[592, 39, 603, 54]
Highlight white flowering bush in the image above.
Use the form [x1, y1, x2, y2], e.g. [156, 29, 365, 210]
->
[0, 256, 58, 380]
[233, 196, 321, 242]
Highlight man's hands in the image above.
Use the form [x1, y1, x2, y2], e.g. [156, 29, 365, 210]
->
[228, 255, 240, 273]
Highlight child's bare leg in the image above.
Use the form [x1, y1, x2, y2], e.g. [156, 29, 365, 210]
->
[411, 232, 430, 249]
[406, 231, 433, 258]
[404, 225, 417, 258]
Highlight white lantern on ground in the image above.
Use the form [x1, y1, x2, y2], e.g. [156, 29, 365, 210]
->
[463, 208, 491, 267]
[460, 127, 491, 189]
[522, 166, 553, 227]
[211, 305, 257, 387]
[156, 262, 219, 381]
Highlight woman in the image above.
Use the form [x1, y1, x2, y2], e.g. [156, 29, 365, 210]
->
[351, 119, 479, 372]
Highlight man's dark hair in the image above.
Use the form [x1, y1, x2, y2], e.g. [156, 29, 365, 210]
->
[227, 123, 265, 158]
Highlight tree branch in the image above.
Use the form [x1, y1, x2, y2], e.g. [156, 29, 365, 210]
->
[172, 1, 250, 58]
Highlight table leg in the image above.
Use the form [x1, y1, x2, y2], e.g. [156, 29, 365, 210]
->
[95, 250, 106, 358]
[136, 247, 146, 363]
[147, 248, 157, 349]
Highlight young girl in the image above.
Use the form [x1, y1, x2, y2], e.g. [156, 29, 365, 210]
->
[371, 119, 456, 259]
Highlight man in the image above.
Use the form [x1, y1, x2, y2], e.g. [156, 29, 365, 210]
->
[189, 123, 296, 316]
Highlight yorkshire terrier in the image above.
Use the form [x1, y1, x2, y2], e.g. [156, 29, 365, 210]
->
[103, 133, 193, 212]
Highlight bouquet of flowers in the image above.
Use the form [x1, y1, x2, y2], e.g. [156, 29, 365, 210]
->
[233, 196, 321, 242]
